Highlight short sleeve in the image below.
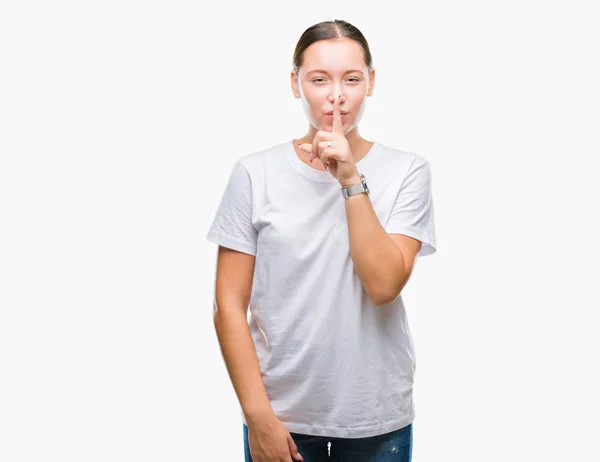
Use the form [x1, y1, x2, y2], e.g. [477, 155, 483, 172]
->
[384, 156, 437, 257]
[205, 160, 257, 256]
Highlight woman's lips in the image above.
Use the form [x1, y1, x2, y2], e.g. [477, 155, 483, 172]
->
[326, 113, 349, 118]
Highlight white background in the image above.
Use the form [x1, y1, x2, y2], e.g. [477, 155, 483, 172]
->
[1, 1, 599, 461]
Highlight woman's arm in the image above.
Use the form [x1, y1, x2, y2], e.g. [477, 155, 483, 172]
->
[344, 192, 422, 306]
[212, 246, 274, 423]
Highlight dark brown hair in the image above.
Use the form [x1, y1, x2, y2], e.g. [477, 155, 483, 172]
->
[292, 20, 373, 74]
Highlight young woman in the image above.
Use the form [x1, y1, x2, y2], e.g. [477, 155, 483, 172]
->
[206, 19, 437, 462]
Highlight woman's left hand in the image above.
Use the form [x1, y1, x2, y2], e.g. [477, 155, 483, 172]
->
[297, 95, 361, 188]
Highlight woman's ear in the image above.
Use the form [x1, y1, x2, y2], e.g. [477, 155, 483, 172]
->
[367, 67, 375, 97]
[290, 70, 301, 98]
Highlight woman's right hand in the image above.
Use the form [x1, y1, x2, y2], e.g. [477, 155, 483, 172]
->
[247, 411, 304, 462]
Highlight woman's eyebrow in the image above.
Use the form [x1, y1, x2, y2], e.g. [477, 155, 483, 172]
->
[306, 69, 363, 75]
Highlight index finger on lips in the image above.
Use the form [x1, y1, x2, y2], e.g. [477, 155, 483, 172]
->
[331, 94, 343, 134]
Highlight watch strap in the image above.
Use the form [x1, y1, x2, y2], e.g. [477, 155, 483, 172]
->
[342, 174, 369, 199]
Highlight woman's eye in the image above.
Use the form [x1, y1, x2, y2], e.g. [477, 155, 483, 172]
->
[311, 78, 361, 83]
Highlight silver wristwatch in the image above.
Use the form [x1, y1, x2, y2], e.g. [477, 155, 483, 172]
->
[341, 174, 369, 199]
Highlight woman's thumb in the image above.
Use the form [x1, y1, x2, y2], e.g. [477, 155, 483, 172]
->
[297, 143, 310, 153]
[287, 434, 304, 461]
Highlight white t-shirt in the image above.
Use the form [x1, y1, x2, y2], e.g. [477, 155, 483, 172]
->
[206, 139, 437, 438]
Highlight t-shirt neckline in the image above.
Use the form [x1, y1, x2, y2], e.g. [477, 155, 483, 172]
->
[284, 139, 381, 183]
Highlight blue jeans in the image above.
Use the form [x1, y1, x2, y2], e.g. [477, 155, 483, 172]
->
[243, 422, 413, 462]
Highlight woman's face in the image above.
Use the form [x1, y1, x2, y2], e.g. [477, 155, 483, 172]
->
[292, 37, 375, 135]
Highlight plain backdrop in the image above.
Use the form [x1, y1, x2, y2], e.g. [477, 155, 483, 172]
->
[1, 1, 599, 461]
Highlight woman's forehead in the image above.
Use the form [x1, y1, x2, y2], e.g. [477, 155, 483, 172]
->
[305, 68, 365, 76]
[302, 39, 365, 68]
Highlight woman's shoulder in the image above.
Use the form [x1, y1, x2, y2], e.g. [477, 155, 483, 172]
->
[372, 142, 430, 173]
[234, 140, 289, 169]
[376, 142, 427, 162]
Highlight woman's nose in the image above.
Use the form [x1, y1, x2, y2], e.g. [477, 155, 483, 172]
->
[329, 93, 345, 103]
